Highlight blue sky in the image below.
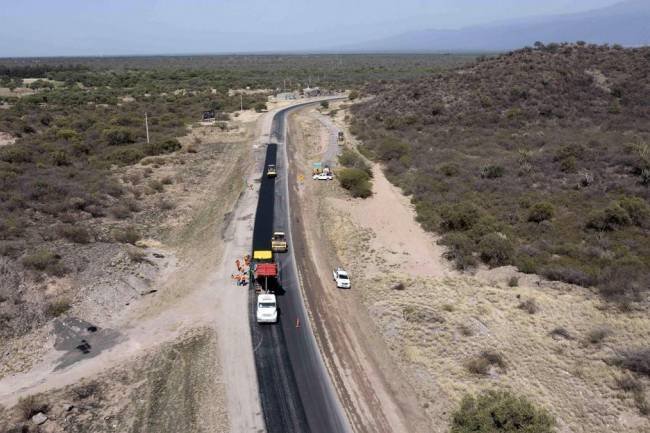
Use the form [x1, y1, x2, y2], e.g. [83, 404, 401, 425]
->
[0, 0, 624, 57]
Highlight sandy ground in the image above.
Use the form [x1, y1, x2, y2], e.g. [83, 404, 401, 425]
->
[291, 102, 650, 433]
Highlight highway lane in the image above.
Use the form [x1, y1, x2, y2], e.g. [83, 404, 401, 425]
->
[249, 100, 350, 433]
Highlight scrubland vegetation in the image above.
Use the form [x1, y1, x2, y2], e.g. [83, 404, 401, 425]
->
[352, 43, 650, 303]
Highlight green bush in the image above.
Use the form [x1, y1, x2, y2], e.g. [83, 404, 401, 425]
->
[106, 147, 145, 165]
[45, 298, 72, 317]
[617, 196, 650, 228]
[586, 203, 632, 231]
[376, 137, 410, 161]
[320, 100, 329, 109]
[440, 232, 477, 270]
[144, 138, 181, 156]
[478, 233, 514, 267]
[103, 127, 136, 145]
[56, 224, 91, 243]
[440, 202, 482, 231]
[0, 146, 33, 163]
[338, 149, 371, 176]
[348, 90, 359, 100]
[338, 168, 372, 198]
[22, 250, 66, 276]
[254, 102, 267, 112]
[451, 390, 555, 433]
[528, 202, 555, 223]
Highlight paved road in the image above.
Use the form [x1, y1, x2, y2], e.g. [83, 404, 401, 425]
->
[249, 100, 351, 433]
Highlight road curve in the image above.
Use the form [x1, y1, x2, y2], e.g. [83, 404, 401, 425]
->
[249, 100, 351, 433]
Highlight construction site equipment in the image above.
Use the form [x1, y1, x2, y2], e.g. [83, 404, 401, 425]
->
[267, 164, 277, 177]
[252, 250, 278, 293]
[271, 232, 288, 252]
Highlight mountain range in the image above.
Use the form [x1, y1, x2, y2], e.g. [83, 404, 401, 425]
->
[338, 0, 649, 52]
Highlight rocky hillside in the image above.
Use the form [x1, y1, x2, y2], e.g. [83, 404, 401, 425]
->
[352, 43, 650, 302]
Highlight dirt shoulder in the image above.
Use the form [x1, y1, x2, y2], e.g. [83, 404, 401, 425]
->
[289, 103, 650, 433]
[287, 107, 430, 433]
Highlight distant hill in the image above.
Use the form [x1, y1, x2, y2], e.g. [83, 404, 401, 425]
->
[342, 0, 650, 52]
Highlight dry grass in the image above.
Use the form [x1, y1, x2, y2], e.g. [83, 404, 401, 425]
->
[320, 193, 650, 432]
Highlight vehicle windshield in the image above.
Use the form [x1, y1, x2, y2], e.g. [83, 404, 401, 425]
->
[338, 274, 349, 280]
[259, 302, 276, 309]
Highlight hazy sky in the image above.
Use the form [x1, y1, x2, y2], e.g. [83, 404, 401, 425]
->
[0, 0, 624, 57]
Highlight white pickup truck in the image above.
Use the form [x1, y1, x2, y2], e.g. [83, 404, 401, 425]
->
[313, 172, 333, 180]
[256, 294, 278, 323]
[332, 267, 351, 289]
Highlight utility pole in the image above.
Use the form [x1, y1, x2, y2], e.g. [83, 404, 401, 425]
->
[144, 112, 150, 144]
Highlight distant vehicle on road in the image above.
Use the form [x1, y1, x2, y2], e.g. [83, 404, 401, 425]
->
[337, 131, 344, 143]
[267, 164, 277, 177]
[271, 231, 288, 252]
[333, 267, 351, 289]
[256, 293, 278, 323]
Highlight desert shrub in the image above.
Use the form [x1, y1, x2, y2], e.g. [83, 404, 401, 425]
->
[376, 137, 410, 161]
[0, 146, 33, 163]
[148, 179, 164, 193]
[320, 101, 329, 109]
[17, 395, 49, 420]
[109, 204, 131, 219]
[586, 203, 631, 231]
[161, 175, 174, 185]
[466, 350, 506, 375]
[480, 165, 505, 179]
[106, 146, 144, 165]
[542, 266, 597, 287]
[158, 199, 175, 210]
[45, 298, 71, 317]
[588, 326, 612, 344]
[478, 233, 514, 267]
[73, 383, 100, 400]
[439, 163, 460, 177]
[338, 149, 371, 176]
[348, 90, 359, 100]
[616, 374, 644, 394]
[508, 276, 519, 287]
[254, 102, 267, 112]
[617, 196, 650, 228]
[459, 324, 475, 336]
[56, 224, 91, 243]
[451, 390, 555, 433]
[112, 226, 141, 244]
[518, 298, 538, 314]
[338, 168, 372, 198]
[617, 348, 650, 376]
[144, 138, 181, 156]
[103, 127, 136, 145]
[528, 202, 555, 223]
[440, 232, 477, 270]
[440, 202, 482, 231]
[402, 305, 445, 324]
[22, 250, 66, 276]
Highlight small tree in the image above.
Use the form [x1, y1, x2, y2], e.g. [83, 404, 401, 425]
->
[254, 102, 267, 113]
[348, 90, 359, 101]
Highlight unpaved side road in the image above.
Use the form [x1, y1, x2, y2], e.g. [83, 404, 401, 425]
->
[286, 108, 431, 433]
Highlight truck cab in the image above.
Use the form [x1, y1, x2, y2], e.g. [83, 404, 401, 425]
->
[271, 232, 288, 252]
[256, 293, 278, 323]
[267, 164, 277, 178]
